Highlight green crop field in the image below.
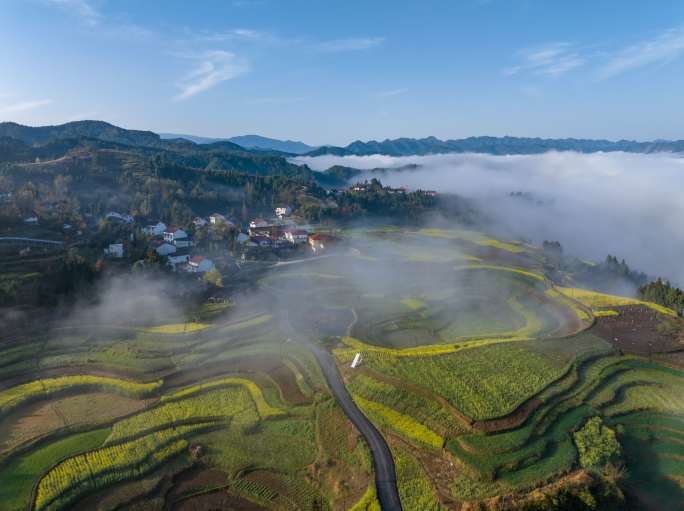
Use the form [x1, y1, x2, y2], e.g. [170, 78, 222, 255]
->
[361, 342, 571, 420]
[1, 226, 682, 510]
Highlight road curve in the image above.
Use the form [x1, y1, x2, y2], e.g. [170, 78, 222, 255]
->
[308, 343, 403, 511]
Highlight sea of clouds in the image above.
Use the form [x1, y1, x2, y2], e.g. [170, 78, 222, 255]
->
[294, 151, 684, 285]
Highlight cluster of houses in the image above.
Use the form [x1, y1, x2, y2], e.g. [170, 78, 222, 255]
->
[102, 214, 215, 274]
[242, 207, 339, 255]
[101, 205, 340, 272]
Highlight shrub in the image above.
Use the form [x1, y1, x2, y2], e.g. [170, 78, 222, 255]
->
[573, 417, 621, 469]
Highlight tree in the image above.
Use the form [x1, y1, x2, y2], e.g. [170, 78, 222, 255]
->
[203, 268, 223, 288]
[573, 417, 622, 469]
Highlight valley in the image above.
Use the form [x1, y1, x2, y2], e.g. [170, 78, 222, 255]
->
[0, 223, 681, 510]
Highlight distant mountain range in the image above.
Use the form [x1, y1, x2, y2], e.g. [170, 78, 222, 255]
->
[307, 135, 684, 157]
[159, 132, 315, 154]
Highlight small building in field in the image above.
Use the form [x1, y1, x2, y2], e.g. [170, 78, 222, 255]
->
[351, 352, 363, 369]
[104, 243, 124, 258]
[23, 215, 39, 224]
[143, 221, 167, 237]
[187, 256, 215, 273]
[284, 229, 309, 245]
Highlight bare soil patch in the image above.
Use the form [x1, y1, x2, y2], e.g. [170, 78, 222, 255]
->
[592, 305, 684, 355]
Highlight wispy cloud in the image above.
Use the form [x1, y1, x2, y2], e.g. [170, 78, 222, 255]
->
[599, 25, 684, 79]
[0, 99, 53, 115]
[45, 0, 100, 26]
[196, 28, 281, 44]
[174, 51, 248, 101]
[377, 88, 408, 98]
[316, 37, 385, 53]
[505, 42, 584, 77]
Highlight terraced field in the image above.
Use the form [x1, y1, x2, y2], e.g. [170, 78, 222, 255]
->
[1, 226, 682, 510]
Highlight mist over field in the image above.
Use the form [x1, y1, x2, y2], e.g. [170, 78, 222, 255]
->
[60, 273, 183, 329]
[296, 152, 684, 285]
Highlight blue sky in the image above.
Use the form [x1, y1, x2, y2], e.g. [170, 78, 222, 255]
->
[2, 0, 684, 145]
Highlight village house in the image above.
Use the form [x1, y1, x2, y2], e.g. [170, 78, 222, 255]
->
[249, 218, 269, 229]
[143, 221, 167, 237]
[163, 227, 193, 248]
[154, 242, 177, 256]
[248, 218, 270, 234]
[186, 256, 215, 273]
[284, 229, 309, 245]
[249, 234, 272, 248]
[23, 215, 39, 224]
[167, 254, 189, 270]
[104, 243, 124, 258]
[272, 237, 289, 249]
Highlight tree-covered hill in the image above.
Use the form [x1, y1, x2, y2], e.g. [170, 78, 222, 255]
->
[307, 135, 684, 157]
[0, 120, 163, 148]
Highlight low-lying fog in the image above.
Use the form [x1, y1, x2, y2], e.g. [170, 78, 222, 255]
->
[295, 151, 684, 285]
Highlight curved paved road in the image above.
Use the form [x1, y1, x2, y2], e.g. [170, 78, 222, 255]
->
[307, 343, 403, 511]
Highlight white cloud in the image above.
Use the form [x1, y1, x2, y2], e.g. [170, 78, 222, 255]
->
[316, 37, 384, 53]
[600, 25, 684, 78]
[0, 99, 53, 114]
[174, 51, 249, 101]
[45, 0, 100, 26]
[505, 42, 584, 77]
[295, 151, 684, 286]
[377, 88, 408, 98]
